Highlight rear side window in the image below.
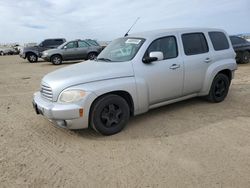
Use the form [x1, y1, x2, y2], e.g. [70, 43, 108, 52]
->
[144, 36, 178, 60]
[209, 32, 229, 51]
[230, 36, 247, 45]
[43, 39, 64, 46]
[182, 33, 208, 55]
[78, 41, 90, 48]
[42, 40, 52, 47]
[54, 39, 64, 45]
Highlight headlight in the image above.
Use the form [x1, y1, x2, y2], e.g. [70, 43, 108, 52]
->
[43, 52, 48, 56]
[59, 90, 85, 103]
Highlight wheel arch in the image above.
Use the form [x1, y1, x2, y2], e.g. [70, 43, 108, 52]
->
[26, 51, 38, 58]
[89, 90, 134, 116]
[218, 69, 232, 81]
[199, 59, 236, 95]
[50, 53, 63, 62]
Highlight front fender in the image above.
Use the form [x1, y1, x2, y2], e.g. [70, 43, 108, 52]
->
[66, 77, 139, 115]
[200, 58, 237, 95]
[24, 50, 39, 57]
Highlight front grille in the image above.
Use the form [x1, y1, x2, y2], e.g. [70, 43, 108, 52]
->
[41, 83, 53, 101]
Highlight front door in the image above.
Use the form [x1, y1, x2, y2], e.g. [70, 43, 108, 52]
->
[63, 41, 79, 60]
[135, 36, 184, 105]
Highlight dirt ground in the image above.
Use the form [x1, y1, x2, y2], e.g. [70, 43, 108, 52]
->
[0, 55, 250, 188]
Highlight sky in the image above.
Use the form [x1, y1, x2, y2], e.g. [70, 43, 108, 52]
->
[0, 0, 249, 44]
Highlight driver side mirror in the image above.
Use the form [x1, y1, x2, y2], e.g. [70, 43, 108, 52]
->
[63, 45, 67, 49]
[142, 51, 164, 64]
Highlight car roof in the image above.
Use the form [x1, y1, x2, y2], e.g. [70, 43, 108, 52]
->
[128, 28, 227, 39]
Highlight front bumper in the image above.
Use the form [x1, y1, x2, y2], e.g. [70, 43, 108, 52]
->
[33, 92, 95, 129]
[41, 54, 50, 61]
[19, 53, 26, 59]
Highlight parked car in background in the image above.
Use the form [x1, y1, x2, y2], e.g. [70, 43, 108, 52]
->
[0, 47, 16, 55]
[41, 39, 103, 65]
[12, 44, 21, 54]
[230, 36, 250, 64]
[19, 38, 66, 63]
[33, 28, 237, 135]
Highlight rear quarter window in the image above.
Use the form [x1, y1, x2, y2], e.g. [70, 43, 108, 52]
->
[209, 32, 229, 51]
[182, 33, 209, 55]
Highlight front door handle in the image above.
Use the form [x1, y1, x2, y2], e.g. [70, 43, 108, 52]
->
[170, 64, 180, 70]
[204, 58, 212, 63]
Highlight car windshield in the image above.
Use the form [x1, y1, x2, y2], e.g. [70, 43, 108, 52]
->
[57, 42, 68, 49]
[97, 37, 145, 62]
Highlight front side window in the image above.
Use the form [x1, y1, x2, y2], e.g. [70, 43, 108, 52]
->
[65, 41, 77, 49]
[182, 33, 209, 55]
[209, 32, 229, 51]
[97, 37, 145, 62]
[144, 36, 178, 60]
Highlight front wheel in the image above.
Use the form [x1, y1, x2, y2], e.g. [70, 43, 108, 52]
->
[27, 53, 38, 63]
[240, 51, 250, 64]
[90, 94, 130, 135]
[206, 73, 230, 103]
[51, 55, 62, 65]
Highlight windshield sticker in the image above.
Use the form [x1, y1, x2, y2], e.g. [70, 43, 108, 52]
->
[125, 39, 141, 44]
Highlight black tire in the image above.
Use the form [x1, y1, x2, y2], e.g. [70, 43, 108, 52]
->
[27, 53, 38, 63]
[51, 55, 62, 65]
[206, 73, 230, 103]
[90, 94, 130, 135]
[240, 51, 250, 64]
[0, 51, 3, 56]
[87, 52, 97, 60]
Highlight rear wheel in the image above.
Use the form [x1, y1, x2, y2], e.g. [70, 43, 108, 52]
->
[206, 73, 230, 103]
[27, 53, 38, 63]
[51, 55, 62, 65]
[90, 94, 130, 135]
[240, 51, 250, 64]
[87, 52, 97, 60]
[0, 51, 4, 56]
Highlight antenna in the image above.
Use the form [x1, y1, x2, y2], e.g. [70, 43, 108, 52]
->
[124, 17, 140, 37]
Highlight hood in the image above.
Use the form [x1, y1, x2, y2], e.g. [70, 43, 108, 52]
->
[42, 60, 134, 100]
[23, 46, 39, 51]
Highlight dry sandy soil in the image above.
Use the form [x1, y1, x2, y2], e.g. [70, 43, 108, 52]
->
[0, 56, 250, 188]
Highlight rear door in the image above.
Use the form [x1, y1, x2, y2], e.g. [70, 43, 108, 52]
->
[77, 41, 90, 59]
[181, 32, 211, 95]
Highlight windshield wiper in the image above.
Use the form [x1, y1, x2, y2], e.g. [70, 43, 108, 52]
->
[97, 58, 112, 62]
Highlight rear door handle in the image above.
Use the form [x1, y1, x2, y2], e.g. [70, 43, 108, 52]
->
[170, 64, 180, 70]
[204, 58, 212, 63]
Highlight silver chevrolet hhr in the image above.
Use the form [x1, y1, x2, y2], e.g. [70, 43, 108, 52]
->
[33, 28, 237, 135]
